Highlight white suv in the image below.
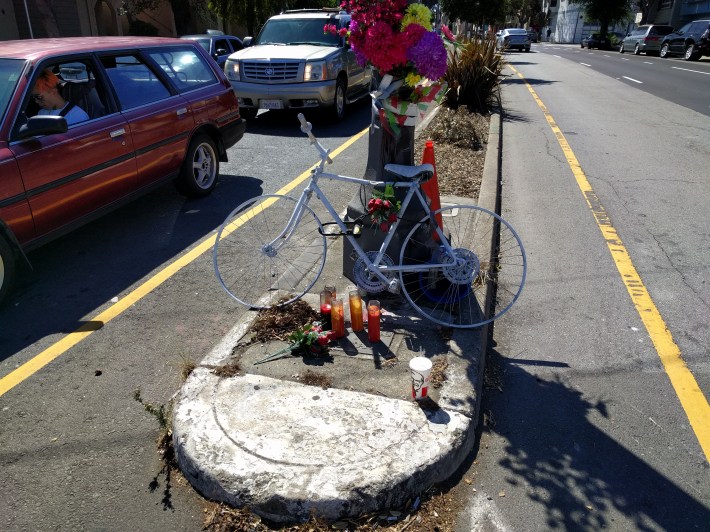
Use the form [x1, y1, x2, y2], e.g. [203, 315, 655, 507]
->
[224, 9, 373, 121]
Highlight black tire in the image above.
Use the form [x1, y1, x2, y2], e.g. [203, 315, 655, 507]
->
[684, 43, 700, 61]
[0, 234, 17, 306]
[634, 43, 641, 55]
[175, 134, 219, 198]
[240, 108, 258, 120]
[332, 78, 346, 121]
[660, 43, 670, 58]
[580, 43, 584, 48]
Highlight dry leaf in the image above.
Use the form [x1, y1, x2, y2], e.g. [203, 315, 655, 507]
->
[498, 491, 505, 497]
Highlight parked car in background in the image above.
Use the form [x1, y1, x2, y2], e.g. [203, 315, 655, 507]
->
[224, 9, 373, 121]
[0, 37, 246, 304]
[660, 19, 710, 60]
[496, 28, 531, 52]
[581, 33, 609, 49]
[181, 30, 244, 70]
[527, 30, 538, 43]
[619, 24, 674, 55]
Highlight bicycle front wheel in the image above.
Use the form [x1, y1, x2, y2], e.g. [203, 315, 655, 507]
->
[399, 204, 526, 328]
[214, 194, 326, 309]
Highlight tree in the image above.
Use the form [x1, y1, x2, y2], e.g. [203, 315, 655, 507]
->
[570, 0, 631, 36]
[635, 0, 658, 25]
[440, 0, 506, 27]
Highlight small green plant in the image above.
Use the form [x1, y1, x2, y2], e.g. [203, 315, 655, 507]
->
[443, 36, 504, 112]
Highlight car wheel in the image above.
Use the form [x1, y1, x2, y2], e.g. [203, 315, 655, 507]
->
[684, 43, 700, 61]
[660, 43, 670, 58]
[0, 234, 17, 306]
[619, 42, 625, 53]
[525, 47, 530, 52]
[580, 43, 584, 48]
[634, 43, 640, 55]
[240, 108, 257, 120]
[333, 78, 346, 121]
[175, 134, 219, 198]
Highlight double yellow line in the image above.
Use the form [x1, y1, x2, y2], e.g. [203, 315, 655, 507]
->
[509, 65, 710, 461]
[0, 127, 369, 398]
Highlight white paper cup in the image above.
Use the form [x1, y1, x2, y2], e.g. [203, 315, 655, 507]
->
[409, 357, 432, 399]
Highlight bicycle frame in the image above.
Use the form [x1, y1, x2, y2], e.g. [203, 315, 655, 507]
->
[266, 137, 460, 289]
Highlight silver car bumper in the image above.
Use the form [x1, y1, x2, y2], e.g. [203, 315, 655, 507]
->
[229, 80, 336, 110]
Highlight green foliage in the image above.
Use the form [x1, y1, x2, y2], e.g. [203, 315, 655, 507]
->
[570, 0, 632, 35]
[441, 0, 506, 25]
[443, 36, 503, 113]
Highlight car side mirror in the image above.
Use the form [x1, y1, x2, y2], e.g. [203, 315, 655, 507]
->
[16, 115, 68, 140]
[243, 36, 253, 47]
[216, 48, 228, 55]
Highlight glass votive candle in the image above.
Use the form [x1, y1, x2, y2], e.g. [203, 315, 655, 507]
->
[349, 290, 364, 332]
[367, 300, 381, 342]
[331, 298, 345, 338]
[320, 290, 332, 330]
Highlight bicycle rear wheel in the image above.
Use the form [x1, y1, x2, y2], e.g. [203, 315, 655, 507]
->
[214, 194, 326, 309]
[399, 204, 526, 328]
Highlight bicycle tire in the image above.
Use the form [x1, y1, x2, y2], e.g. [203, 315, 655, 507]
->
[214, 194, 326, 309]
[399, 204, 526, 328]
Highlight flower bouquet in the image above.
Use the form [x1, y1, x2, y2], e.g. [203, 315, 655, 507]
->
[343, 0, 448, 136]
[367, 183, 401, 232]
[253, 322, 336, 365]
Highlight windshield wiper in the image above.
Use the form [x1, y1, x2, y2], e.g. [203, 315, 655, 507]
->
[258, 41, 286, 46]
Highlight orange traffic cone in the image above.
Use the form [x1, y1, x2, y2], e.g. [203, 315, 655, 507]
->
[421, 140, 443, 241]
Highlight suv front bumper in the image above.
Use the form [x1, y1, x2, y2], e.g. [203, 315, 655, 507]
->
[229, 80, 337, 110]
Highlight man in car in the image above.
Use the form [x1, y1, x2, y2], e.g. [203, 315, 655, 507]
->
[31, 69, 89, 125]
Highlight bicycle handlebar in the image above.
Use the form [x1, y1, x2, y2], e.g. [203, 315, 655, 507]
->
[297, 113, 333, 165]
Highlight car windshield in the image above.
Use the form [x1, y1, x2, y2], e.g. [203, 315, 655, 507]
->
[255, 18, 342, 46]
[0, 59, 24, 124]
[186, 37, 211, 53]
[507, 29, 527, 35]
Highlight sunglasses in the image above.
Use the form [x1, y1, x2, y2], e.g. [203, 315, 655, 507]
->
[31, 93, 45, 102]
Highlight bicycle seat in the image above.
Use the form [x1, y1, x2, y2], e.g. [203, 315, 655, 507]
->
[383, 163, 434, 183]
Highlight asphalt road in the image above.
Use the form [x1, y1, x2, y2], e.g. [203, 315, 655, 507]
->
[455, 45, 709, 530]
[537, 42, 710, 116]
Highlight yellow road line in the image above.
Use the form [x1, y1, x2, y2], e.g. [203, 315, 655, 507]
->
[0, 127, 370, 398]
[509, 65, 710, 461]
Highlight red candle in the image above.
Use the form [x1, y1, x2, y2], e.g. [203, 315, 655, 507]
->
[367, 300, 380, 342]
[320, 290, 332, 330]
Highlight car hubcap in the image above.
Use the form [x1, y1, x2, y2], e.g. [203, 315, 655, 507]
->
[193, 144, 215, 188]
[336, 87, 344, 115]
[685, 46, 693, 59]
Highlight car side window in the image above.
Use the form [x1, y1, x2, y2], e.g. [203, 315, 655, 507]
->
[17, 58, 108, 136]
[214, 38, 229, 56]
[101, 54, 171, 110]
[145, 47, 218, 93]
[678, 23, 691, 34]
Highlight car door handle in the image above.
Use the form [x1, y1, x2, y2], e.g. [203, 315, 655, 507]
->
[110, 128, 126, 138]
[176, 108, 188, 116]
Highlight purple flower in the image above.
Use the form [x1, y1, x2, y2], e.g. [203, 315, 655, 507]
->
[407, 31, 447, 80]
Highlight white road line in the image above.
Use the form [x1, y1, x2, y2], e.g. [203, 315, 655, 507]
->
[554, 55, 561, 58]
[672, 66, 710, 76]
[580, 63, 592, 67]
[623, 76, 643, 83]
[644, 61, 654, 64]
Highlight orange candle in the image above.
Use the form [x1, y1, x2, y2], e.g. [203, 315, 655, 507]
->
[331, 298, 345, 338]
[349, 290, 364, 332]
[367, 300, 380, 342]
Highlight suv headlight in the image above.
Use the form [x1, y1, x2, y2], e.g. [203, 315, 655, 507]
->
[225, 59, 240, 81]
[304, 61, 327, 82]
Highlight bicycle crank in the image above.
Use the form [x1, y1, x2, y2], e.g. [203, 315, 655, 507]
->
[353, 251, 395, 293]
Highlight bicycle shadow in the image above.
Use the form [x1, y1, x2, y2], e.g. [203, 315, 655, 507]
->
[469, 343, 710, 529]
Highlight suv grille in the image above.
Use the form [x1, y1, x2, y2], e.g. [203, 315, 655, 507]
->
[242, 61, 300, 82]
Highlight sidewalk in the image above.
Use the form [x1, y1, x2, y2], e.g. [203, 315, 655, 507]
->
[171, 113, 502, 524]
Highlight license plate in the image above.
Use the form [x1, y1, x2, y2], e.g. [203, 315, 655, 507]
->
[260, 99, 283, 110]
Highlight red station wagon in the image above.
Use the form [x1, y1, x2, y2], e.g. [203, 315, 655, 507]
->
[0, 37, 246, 303]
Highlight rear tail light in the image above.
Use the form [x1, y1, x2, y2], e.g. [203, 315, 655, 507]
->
[646, 36, 659, 42]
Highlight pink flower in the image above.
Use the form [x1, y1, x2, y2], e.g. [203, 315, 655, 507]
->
[317, 335, 329, 346]
[442, 25, 455, 41]
[388, 213, 397, 222]
[374, 198, 383, 207]
[380, 222, 390, 232]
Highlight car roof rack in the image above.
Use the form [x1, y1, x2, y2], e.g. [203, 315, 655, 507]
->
[282, 8, 345, 14]
[205, 29, 225, 35]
